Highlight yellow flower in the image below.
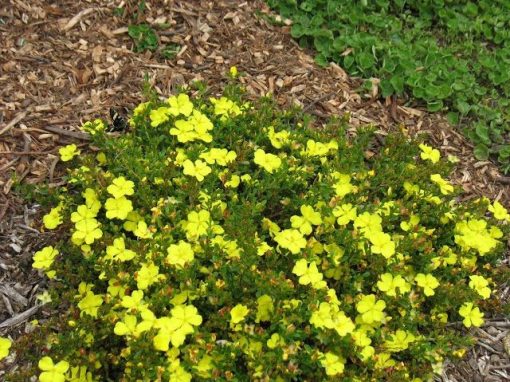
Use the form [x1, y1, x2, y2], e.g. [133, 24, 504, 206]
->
[150, 107, 171, 127]
[290, 205, 322, 235]
[169, 362, 192, 382]
[488, 201, 510, 221]
[459, 302, 484, 328]
[72, 218, 103, 245]
[356, 294, 386, 324]
[107, 176, 135, 199]
[184, 110, 214, 143]
[170, 305, 202, 333]
[254, 149, 282, 173]
[419, 144, 440, 163]
[43, 204, 64, 229]
[256, 241, 272, 256]
[301, 139, 337, 157]
[310, 302, 354, 336]
[133, 220, 153, 239]
[332, 173, 354, 198]
[170, 119, 197, 142]
[333, 203, 357, 226]
[430, 174, 454, 195]
[77, 291, 103, 318]
[468, 275, 491, 299]
[38, 357, 70, 382]
[154, 305, 202, 350]
[114, 314, 140, 337]
[185, 210, 210, 238]
[105, 197, 133, 220]
[182, 159, 212, 182]
[82, 188, 101, 214]
[225, 174, 240, 188]
[267, 333, 284, 349]
[105, 237, 136, 262]
[384, 330, 416, 352]
[367, 231, 395, 259]
[200, 148, 237, 166]
[166, 241, 195, 268]
[354, 212, 382, 235]
[229, 66, 238, 77]
[414, 273, 439, 296]
[454, 219, 500, 255]
[231, 304, 249, 324]
[351, 330, 371, 347]
[70, 205, 97, 224]
[136, 263, 163, 290]
[81, 119, 105, 135]
[292, 259, 326, 289]
[167, 94, 194, 117]
[377, 273, 410, 297]
[320, 352, 345, 376]
[33, 246, 59, 270]
[59, 144, 80, 161]
[0, 337, 12, 360]
[374, 352, 395, 369]
[274, 229, 307, 254]
[400, 214, 420, 231]
[267, 126, 291, 149]
[255, 295, 274, 322]
[121, 290, 145, 311]
[210, 96, 242, 119]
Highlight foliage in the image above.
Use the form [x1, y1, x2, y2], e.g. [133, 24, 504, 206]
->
[128, 24, 159, 53]
[7, 78, 509, 381]
[116, 1, 180, 59]
[266, 0, 510, 173]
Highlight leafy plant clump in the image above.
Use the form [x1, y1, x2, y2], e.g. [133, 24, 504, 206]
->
[266, 0, 510, 172]
[6, 77, 509, 381]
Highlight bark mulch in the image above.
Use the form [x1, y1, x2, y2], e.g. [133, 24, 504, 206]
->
[0, 0, 509, 380]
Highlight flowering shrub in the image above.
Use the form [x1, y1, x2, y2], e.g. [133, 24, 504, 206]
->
[9, 79, 509, 381]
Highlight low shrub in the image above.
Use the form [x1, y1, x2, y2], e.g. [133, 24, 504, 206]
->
[4, 76, 509, 381]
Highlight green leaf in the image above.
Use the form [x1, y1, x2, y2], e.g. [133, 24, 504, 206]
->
[473, 144, 490, 160]
[498, 145, 510, 160]
[357, 52, 375, 71]
[427, 100, 443, 112]
[291, 23, 306, 38]
[313, 30, 334, 52]
[446, 112, 459, 125]
[380, 79, 394, 97]
[390, 75, 405, 95]
[457, 100, 471, 114]
[475, 124, 491, 145]
[314, 53, 329, 67]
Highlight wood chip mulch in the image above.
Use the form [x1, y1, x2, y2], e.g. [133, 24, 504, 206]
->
[0, 0, 508, 380]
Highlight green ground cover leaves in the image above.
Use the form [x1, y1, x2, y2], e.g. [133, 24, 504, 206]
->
[266, 0, 510, 172]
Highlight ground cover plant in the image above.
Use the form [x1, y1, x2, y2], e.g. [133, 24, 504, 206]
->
[2, 74, 509, 381]
[266, 0, 510, 173]
[116, 0, 180, 59]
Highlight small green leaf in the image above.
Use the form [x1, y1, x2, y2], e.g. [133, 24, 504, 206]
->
[473, 144, 490, 160]
[427, 100, 443, 112]
[357, 52, 375, 71]
[447, 112, 459, 125]
[475, 124, 491, 145]
[390, 75, 405, 95]
[498, 145, 510, 160]
[457, 100, 471, 114]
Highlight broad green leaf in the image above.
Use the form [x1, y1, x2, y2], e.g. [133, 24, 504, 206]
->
[473, 144, 490, 160]
[475, 124, 491, 145]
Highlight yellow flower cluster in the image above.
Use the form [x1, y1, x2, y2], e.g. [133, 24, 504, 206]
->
[30, 89, 509, 382]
